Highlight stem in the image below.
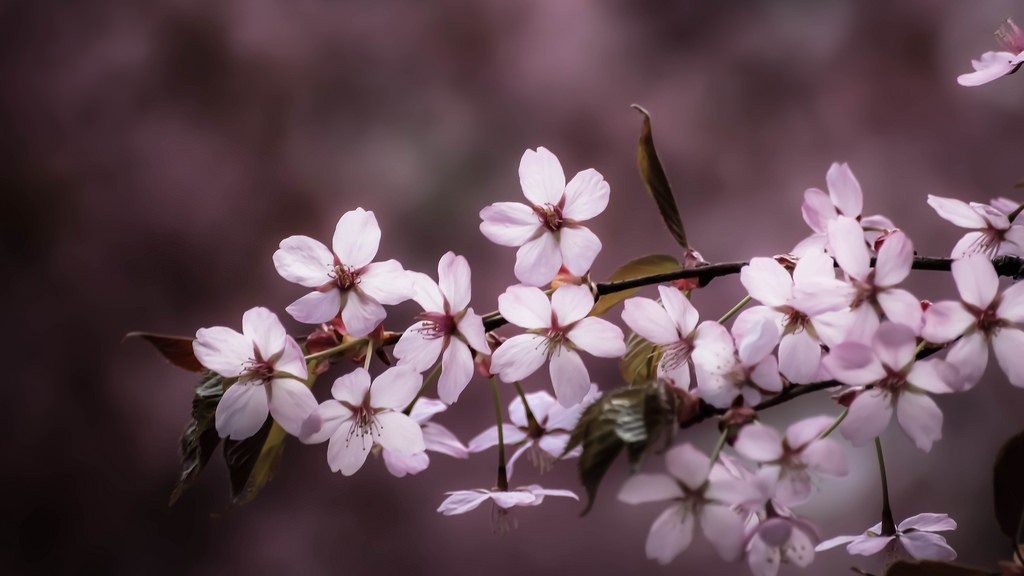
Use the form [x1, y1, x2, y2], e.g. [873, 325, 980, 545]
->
[403, 363, 443, 415]
[303, 338, 368, 362]
[708, 426, 730, 466]
[512, 381, 539, 427]
[818, 408, 848, 440]
[717, 295, 752, 325]
[363, 342, 373, 371]
[490, 376, 509, 491]
[1008, 201, 1024, 223]
[875, 437, 897, 536]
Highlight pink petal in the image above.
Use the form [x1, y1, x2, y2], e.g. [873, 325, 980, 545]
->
[393, 324, 445, 373]
[951, 231, 995, 259]
[193, 326, 252, 377]
[562, 168, 609, 221]
[242, 307, 287, 361]
[467, 424, 526, 453]
[957, 51, 1020, 86]
[382, 449, 429, 478]
[899, 532, 956, 561]
[659, 285, 700, 335]
[846, 535, 895, 556]
[267, 377, 317, 437]
[826, 162, 863, 218]
[437, 490, 492, 515]
[286, 289, 342, 325]
[895, 391, 943, 452]
[515, 232, 562, 287]
[513, 389, 557, 426]
[751, 356, 783, 393]
[741, 257, 793, 308]
[927, 195, 987, 228]
[618, 473, 684, 504]
[340, 289, 386, 337]
[327, 423, 372, 475]
[215, 382, 269, 440]
[996, 280, 1024, 323]
[331, 368, 372, 405]
[438, 252, 471, 312]
[519, 147, 566, 206]
[993, 328, 1024, 387]
[456, 308, 490, 354]
[945, 332, 989, 390]
[921, 301, 976, 344]
[559, 225, 602, 277]
[793, 251, 837, 284]
[701, 504, 746, 561]
[801, 188, 837, 233]
[567, 317, 626, 358]
[778, 330, 822, 385]
[490, 490, 539, 509]
[785, 415, 836, 448]
[479, 202, 542, 247]
[300, 401, 352, 445]
[839, 389, 893, 447]
[905, 359, 958, 394]
[273, 236, 333, 287]
[774, 467, 813, 507]
[828, 216, 870, 280]
[498, 285, 552, 329]
[823, 342, 885, 387]
[274, 337, 309, 380]
[524, 486, 579, 504]
[872, 322, 917, 371]
[358, 260, 414, 305]
[549, 348, 590, 407]
[815, 534, 861, 552]
[666, 443, 711, 490]
[645, 504, 694, 565]
[370, 365, 422, 411]
[998, 224, 1024, 257]
[490, 334, 549, 382]
[874, 231, 912, 287]
[408, 397, 447, 424]
[802, 439, 849, 477]
[421, 421, 469, 458]
[375, 411, 426, 455]
[622, 297, 680, 345]
[551, 284, 595, 326]
[952, 255, 998, 309]
[332, 208, 380, 269]
[898, 513, 957, 533]
[438, 339, 474, 404]
[737, 318, 778, 366]
[733, 424, 784, 462]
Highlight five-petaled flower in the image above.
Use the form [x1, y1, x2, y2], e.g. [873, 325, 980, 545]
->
[193, 307, 316, 440]
[300, 366, 425, 476]
[927, 195, 1024, 259]
[489, 284, 626, 407]
[816, 513, 957, 562]
[437, 484, 578, 533]
[273, 207, 414, 337]
[479, 147, 609, 287]
[957, 19, 1024, 87]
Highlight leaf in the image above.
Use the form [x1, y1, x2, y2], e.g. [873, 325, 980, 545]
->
[125, 332, 204, 372]
[590, 254, 681, 316]
[632, 104, 688, 249]
[619, 331, 662, 387]
[223, 416, 290, 506]
[994, 429, 1024, 539]
[885, 560, 996, 576]
[565, 382, 675, 515]
[168, 373, 224, 505]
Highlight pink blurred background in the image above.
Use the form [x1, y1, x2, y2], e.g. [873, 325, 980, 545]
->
[4, 0, 1024, 574]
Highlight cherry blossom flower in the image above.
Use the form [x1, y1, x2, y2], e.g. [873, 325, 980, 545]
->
[738, 253, 847, 383]
[691, 319, 783, 408]
[793, 163, 894, 257]
[927, 195, 1024, 259]
[921, 255, 1024, 389]
[620, 285, 704, 390]
[489, 284, 625, 406]
[300, 366, 424, 476]
[618, 443, 748, 564]
[468, 385, 599, 477]
[479, 147, 609, 286]
[957, 19, 1024, 87]
[393, 252, 490, 404]
[733, 416, 848, 507]
[824, 322, 959, 451]
[437, 484, 578, 532]
[816, 513, 957, 562]
[746, 515, 819, 576]
[382, 397, 469, 478]
[273, 208, 414, 336]
[194, 307, 315, 440]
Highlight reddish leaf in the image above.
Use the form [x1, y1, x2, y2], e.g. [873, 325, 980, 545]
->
[125, 332, 203, 372]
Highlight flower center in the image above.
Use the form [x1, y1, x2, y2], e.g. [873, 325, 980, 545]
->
[328, 263, 361, 291]
[533, 203, 565, 232]
[416, 311, 455, 340]
[240, 350, 274, 384]
[976, 305, 1006, 336]
[345, 405, 381, 450]
[876, 367, 907, 393]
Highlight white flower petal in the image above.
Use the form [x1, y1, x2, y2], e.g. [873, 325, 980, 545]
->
[733, 424, 784, 462]
[801, 188, 837, 234]
[515, 232, 562, 287]
[490, 334, 549, 382]
[551, 284, 595, 326]
[479, 202, 542, 247]
[659, 285, 700, 335]
[519, 147, 566, 206]
[618, 473, 684, 504]
[874, 231, 913, 287]
[383, 449, 429, 478]
[393, 324, 445, 373]
[846, 535, 895, 556]
[375, 411, 426, 455]
[828, 216, 870, 280]
[701, 504, 746, 561]
[802, 439, 849, 477]
[559, 226, 602, 277]
[331, 368, 372, 405]
[438, 339, 474, 405]
[823, 342, 885, 387]
[645, 504, 694, 565]
[839, 389, 893, 447]
[996, 280, 1024, 323]
[421, 421, 469, 458]
[358, 260, 414, 305]
[273, 236, 333, 287]
[193, 326, 252, 377]
[957, 51, 1020, 86]
[945, 332, 989, 390]
[921, 301, 976, 344]
[327, 423, 372, 475]
[332, 208, 381, 269]
[741, 257, 793, 307]
[299, 401, 352, 445]
[549, 348, 590, 407]
[567, 317, 626, 358]
[467, 424, 526, 453]
[242, 307, 287, 361]
[438, 252, 471, 312]
[666, 443, 711, 490]
[562, 168, 609, 221]
[456, 308, 490, 354]
[778, 330, 822, 385]
[993, 328, 1024, 388]
[287, 289, 342, 325]
[873, 322, 917, 371]
[437, 490, 492, 515]
[896, 391, 943, 452]
[215, 382, 269, 440]
[927, 195, 987, 228]
[898, 513, 957, 533]
[274, 337, 308, 380]
[622, 297, 680, 345]
[826, 162, 863, 218]
[952, 255, 998, 309]
[899, 532, 957, 561]
[370, 365, 422, 411]
[267, 378, 317, 437]
[340, 289, 386, 338]
[498, 285, 552, 329]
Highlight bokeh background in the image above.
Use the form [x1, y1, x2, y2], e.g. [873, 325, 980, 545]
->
[4, 0, 1024, 574]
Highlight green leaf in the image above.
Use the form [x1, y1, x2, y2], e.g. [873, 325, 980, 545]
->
[632, 104, 688, 249]
[590, 254, 681, 317]
[565, 382, 675, 515]
[885, 560, 996, 575]
[125, 332, 204, 372]
[223, 416, 290, 506]
[168, 373, 224, 505]
[620, 331, 662, 387]
[994, 429, 1024, 540]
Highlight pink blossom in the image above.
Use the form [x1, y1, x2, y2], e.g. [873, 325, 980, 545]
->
[957, 19, 1024, 86]
[733, 416, 849, 507]
[273, 208, 414, 336]
[824, 322, 959, 451]
[468, 385, 599, 477]
[618, 443, 748, 564]
[816, 513, 957, 562]
[746, 516, 819, 576]
[382, 397, 469, 478]
[793, 163, 894, 257]
[300, 366, 425, 476]
[393, 252, 490, 404]
[437, 484, 578, 532]
[927, 195, 1024, 259]
[479, 147, 609, 286]
[921, 255, 1024, 389]
[621, 285, 702, 390]
[691, 319, 783, 408]
[193, 307, 315, 440]
[489, 284, 625, 406]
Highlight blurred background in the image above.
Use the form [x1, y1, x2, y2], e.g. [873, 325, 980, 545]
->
[3, 0, 1024, 574]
